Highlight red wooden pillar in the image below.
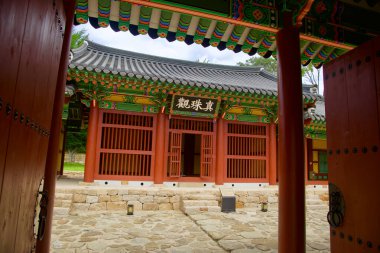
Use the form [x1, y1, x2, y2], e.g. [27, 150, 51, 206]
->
[277, 12, 305, 253]
[154, 111, 166, 184]
[84, 100, 99, 182]
[268, 123, 277, 185]
[215, 118, 225, 185]
[35, 1, 76, 252]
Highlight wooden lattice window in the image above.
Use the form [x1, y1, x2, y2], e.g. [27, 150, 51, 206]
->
[97, 111, 155, 178]
[226, 123, 268, 180]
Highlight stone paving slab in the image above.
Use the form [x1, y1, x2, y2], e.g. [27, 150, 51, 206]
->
[51, 205, 330, 253]
[51, 211, 225, 253]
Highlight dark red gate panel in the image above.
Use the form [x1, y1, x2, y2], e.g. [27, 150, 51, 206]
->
[0, 0, 29, 203]
[325, 36, 380, 253]
[0, 0, 66, 251]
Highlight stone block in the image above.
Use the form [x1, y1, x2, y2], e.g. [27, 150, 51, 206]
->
[259, 195, 268, 202]
[89, 202, 107, 211]
[172, 202, 180, 210]
[319, 194, 329, 202]
[146, 189, 159, 195]
[118, 189, 129, 195]
[55, 193, 73, 200]
[127, 201, 142, 210]
[139, 195, 153, 203]
[159, 203, 173, 210]
[54, 207, 69, 216]
[98, 194, 110, 202]
[78, 189, 98, 196]
[122, 195, 140, 201]
[107, 202, 127, 211]
[70, 203, 90, 213]
[169, 195, 180, 203]
[62, 200, 72, 208]
[246, 196, 260, 203]
[233, 190, 247, 197]
[72, 194, 87, 203]
[129, 189, 147, 195]
[107, 190, 118, 196]
[96, 189, 108, 195]
[157, 190, 174, 197]
[54, 199, 63, 207]
[110, 195, 122, 202]
[143, 203, 159, 211]
[154, 196, 169, 204]
[236, 201, 244, 209]
[86, 195, 99, 204]
[244, 203, 258, 208]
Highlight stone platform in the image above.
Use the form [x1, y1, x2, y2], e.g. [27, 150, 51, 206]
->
[51, 175, 331, 252]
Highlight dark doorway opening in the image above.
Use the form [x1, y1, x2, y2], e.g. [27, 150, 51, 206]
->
[181, 134, 201, 176]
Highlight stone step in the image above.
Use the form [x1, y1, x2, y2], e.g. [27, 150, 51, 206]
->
[53, 207, 70, 216]
[182, 206, 221, 215]
[55, 193, 73, 200]
[182, 200, 219, 207]
[181, 194, 220, 201]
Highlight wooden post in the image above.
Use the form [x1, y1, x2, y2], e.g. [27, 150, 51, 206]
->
[35, 1, 76, 252]
[215, 118, 225, 185]
[84, 100, 99, 182]
[277, 12, 306, 253]
[154, 111, 166, 184]
[268, 123, 277, 185]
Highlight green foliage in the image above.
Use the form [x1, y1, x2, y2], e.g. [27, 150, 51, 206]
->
[70, 29, 89, 49]
[237, 57, 277, 75]
[64, 162, 85, 172]
[237, 57, 321, 94]
[65, 129, 87, 153]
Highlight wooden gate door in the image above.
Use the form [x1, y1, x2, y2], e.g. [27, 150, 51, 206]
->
[169, 132, 182, 177]
[200, 134, 213, 179]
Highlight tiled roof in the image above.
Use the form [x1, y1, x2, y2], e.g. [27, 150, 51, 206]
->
[69, 41, 325, 119]
[70, 41, 280, 96]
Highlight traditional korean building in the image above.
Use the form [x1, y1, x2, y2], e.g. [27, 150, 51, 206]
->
[66, 41, 327, 186]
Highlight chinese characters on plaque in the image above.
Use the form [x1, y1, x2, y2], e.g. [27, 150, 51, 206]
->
[172, 95, 218, 115]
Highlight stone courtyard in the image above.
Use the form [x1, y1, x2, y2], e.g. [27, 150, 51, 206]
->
[51, 174, 331, 253]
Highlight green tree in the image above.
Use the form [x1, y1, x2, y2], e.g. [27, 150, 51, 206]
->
[237, 57, 321, 94]
[237, 57, 277, 75]
[70, 29, 89, 49]
[65, 130, 87, 162]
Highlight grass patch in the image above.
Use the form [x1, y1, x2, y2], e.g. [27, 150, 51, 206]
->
[64, 162, 85, 172]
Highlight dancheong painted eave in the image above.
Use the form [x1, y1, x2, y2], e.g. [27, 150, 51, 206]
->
[73, 0, 379, 68]
[67, 41, 326, 123]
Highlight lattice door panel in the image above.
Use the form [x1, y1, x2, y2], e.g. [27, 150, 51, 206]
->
[201, 134, 213, 178]
[169, 132, 182, 177]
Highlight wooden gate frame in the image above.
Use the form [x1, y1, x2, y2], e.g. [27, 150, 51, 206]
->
[94, 109, 157, 181]
[224, 121, 270, 183]
[164, 116, 216, 182]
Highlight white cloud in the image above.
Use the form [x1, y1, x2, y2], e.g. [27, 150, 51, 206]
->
[74, 23, 251, 66]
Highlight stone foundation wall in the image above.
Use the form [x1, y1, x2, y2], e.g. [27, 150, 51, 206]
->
[55, 186, 328, 215]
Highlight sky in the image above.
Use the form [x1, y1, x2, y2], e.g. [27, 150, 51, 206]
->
[75, 23, 251, 66]
[74, 23, 324, 93]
